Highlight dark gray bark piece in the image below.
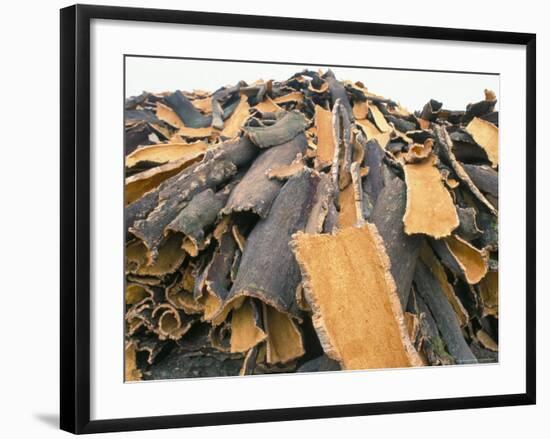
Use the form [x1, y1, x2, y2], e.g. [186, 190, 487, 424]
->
[476, 211, 499, 251]
[323, 70, 353, 117]
[470, 341, 499, 363]
[464, 99, 496, 123]
[297, 355, 341, 373]
[165, 185, 233, 250]
[387, 115, 416, 133]
[130, 154, 238, 259]
[462, 164, 498, 198]
[211, 98, 224, 130]
[410, 290, 454, 366]
[125, 109, 160, 125]
[226, 170, 320, 317]
[414, 261, 477, 365]
[419, 99, 442, 121]
[244, 111, 308, 148]
[430, 239, 464, 278]
[456, 206, 483, 242]
[362, 139, 386, 206]
[370, 174, 421, 308]
[125, 122, 153, 155]
[433, 124, 497, 216]
[164, 90, 212, 128]
[125, 138, 258, 238]
[143, 348, 244, 380]
[130, 334, 169, 365]
[221, 134, 307, 218]
[480, 111, 499, 127]
[205, 231, 239, 303]
[305, 173, 334, 234]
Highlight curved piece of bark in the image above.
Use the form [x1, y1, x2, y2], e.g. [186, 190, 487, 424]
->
[333, 100, 353, 190]
[369, 104, 392, 133]
[465, 117, 498, 167]
[419, 242, 469, 327]
[403, 154, 459, 238]
[152, 303, 195, 341]
[216, 169, 320, 324]
[305, 173, 334, 234]
[165, 185, 233, 253]
[130, 153, 238, 260]
[201, 231, 239, 321]
[433, 124, 497, 215]
[413, 261, 477, 364]
[230, 299, 266, 353]
[164, 90, 213, 128]
[220, 95, 250, 138]
[455, 206, 483, 242]
[125, 283, 156, 306]
[263, 303, 305, 364]
[462, 164, 498, 198]
[221, 134, 307, 218]
[477, 271, 498, 317]
[323, 70, 353, 117]
[244, 110, 308, 148]
[155, 102, 184, 128]
[133, 234, 187, 276]
[362, 139, 386, 207]
[254, 96, 282, 113]
[125, 153, 205, 205]
[431, 235, 488, 284]
[409, 289, 454, 365]
[464, 92, 497, 123]
[370, 174, 421, 307]
[352, 100, 369, 120]
[292, 224, 423, 370]
[355, 119, 391, 148]
[125, 342, 142, 381]
[314, 104, 336, 167]
[130, 333, 169, 365]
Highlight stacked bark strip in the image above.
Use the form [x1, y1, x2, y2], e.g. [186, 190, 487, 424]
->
[125, 71, 499, 381]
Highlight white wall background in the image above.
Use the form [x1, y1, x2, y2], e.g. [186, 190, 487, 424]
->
[0, 0, 546, 437]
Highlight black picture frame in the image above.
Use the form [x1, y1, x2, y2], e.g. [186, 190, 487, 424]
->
[60, 4, 536, 434]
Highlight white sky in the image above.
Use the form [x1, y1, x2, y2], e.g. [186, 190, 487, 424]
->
[125, 57, 499, 114]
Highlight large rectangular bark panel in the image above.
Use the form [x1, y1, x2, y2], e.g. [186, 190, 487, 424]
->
[292, 225, 422, 370]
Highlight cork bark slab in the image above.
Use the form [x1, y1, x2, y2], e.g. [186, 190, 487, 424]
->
[465, 117, 499, 167]
[403, 155, 459, 238]
[292, 224, 422, 370]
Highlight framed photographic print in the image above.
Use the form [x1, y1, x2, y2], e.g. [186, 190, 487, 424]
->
[60, 4, 536, 434]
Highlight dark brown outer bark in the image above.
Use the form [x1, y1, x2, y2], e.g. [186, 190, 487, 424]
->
[463, 99, 496, 123]
[433, 124, 497, 216]
[323, 70, 353, 117]
[221, 133, 307, 218]
[370, 174, 421, 308]
[409, 290, 453, 366]
[414, 261, 477, 365]
[205, 231, 239, 302]
[245, 111, 308, 148]
[429, 239, 464, 278]
[165, 185, 232, 248]
[362, 139, 386, 206]
[226, 169, 320, 317]
[164, 90, 213, 128]
[462, 164, 498, 198]
[125, 137, 259, 239]
[455, 206, 482, 242]
[130, 155, 237, 259]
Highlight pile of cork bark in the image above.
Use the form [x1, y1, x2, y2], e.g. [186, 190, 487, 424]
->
[124, 69, 498, 381]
